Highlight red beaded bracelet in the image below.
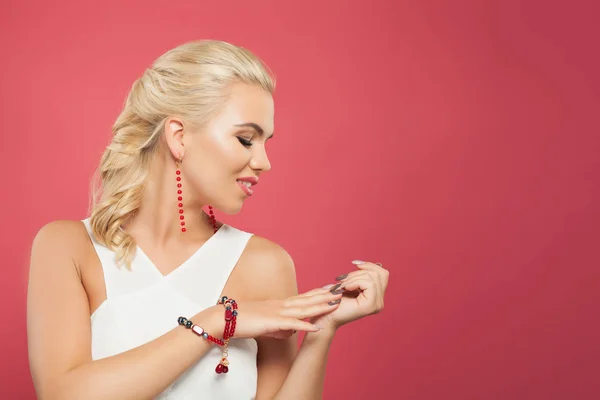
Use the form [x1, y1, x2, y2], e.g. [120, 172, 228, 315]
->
[215, 296, 238, 374]
[178, 296, 238, 375]
[177, 316, 224, 346]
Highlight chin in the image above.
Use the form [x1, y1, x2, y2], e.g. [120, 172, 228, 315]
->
[212, 200, 244, 215]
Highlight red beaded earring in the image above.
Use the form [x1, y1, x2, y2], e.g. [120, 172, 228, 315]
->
[176, 159, 185, 233]
[208, 205, 218, 233]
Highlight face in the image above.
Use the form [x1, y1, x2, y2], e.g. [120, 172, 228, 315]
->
[167, 83, 274, 214]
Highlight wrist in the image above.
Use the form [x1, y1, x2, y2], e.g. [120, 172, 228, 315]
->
[305, 326, 336, 342]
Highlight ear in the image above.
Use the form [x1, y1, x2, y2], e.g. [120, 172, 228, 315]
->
[164, 117, 186, 160]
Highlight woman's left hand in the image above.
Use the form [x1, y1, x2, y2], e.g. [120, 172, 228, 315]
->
[310, 260, 389, 333]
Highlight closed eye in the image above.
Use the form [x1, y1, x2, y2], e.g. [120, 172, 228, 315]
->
[237, 137, 253, 147]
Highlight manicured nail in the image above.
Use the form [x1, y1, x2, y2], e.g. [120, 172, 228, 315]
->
[328, 299, 341, 306]
[322, 284, 335, 289]
[329, 283, 342, 293]
[352, 260, 366, 265]
[335, 274, 348, 281]
[313, 324, 323, 330]
[331, 288, 345, 295]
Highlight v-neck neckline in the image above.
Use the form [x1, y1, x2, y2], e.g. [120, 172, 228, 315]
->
[135, 224, 228, 280]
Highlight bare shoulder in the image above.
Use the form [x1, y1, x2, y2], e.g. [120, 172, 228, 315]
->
[31, 220, 91, 265]
[236, 234, 298, 300]
[34, 219, 88, 239]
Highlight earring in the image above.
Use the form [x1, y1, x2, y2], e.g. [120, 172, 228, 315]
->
[208, 205, 218, 233]
[176, 159, 185, 233]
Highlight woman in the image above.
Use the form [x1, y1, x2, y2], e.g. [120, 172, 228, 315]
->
[27, 40, 389, 399]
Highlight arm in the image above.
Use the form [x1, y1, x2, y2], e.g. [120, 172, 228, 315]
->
[27, 221, 225, 400]
[257, 331, 334, 400]
[272, 330, 335, 400]
[274, 260, 390, 399]
[253, 246, 391, 400]
[247, 237, 335, 400]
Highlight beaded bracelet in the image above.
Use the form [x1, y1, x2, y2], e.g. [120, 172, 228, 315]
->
[177, 316, 224, 346]
[177, 296, 239, 375]
[215, 296, 238, 374]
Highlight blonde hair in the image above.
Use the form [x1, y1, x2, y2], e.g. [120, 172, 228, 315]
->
[88, 39, 276, 269]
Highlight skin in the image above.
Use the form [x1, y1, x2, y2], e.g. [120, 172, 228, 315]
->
[27, 82, 390, 400]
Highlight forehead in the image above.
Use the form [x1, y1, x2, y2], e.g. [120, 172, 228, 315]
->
[213, 83, 274, 135]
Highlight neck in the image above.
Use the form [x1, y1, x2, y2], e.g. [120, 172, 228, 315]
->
[125, 158, 216, 247]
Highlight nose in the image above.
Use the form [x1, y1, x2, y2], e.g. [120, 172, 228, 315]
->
[249, 144, 271, 173]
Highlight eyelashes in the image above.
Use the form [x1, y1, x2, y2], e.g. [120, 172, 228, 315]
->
[237, 137, 253, 147]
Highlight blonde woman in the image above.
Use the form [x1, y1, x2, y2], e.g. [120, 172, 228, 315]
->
[27, 40, 389, 399]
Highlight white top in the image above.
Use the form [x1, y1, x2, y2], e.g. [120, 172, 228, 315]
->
[82, 218, 258, 399]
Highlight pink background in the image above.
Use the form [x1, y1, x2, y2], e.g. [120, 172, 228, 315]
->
[1, 0, 599, 398]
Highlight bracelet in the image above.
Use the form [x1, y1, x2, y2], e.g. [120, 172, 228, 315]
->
[177, 316, 224, 346]
[177, 295, 239, 375]
[215, 296, 238, 374]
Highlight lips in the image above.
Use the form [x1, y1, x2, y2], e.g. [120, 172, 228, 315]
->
[236, 176, 258, 197]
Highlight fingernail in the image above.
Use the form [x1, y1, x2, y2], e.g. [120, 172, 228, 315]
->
[322, 284, 335, 289]
[313, 324, 323, 330]
[352, 260, 366, 265]
[335, 274, 348, 281]
[329, 283, 342, 293]
[331, 288, 344, 295]
[328, 299, 341, 306]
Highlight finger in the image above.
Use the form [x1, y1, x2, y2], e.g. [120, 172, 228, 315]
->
[281, 299, 341, 320]
[278, 318, 327, 333]
[284, 290, 342, 307]
[335, 271, 370, 293]
[264, 329, 296, 339]
[340, 276, 378, 299]
[351, 261, 387, 289]
[293, 285, 338, 298]
[335, 270, 368, 282]
[365, 262, 390, 290]
[352, 260, 384, 271]
[343, 270, 382, 293]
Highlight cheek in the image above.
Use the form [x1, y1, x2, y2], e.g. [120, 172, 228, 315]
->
[191, 138, 249, 184]
[213, 139, 251, 171]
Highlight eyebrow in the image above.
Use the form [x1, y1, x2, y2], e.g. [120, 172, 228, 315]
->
[234, 122, 274, 139]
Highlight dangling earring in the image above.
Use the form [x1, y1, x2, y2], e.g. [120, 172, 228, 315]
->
[208, 205, 218, 233]
[176, 158, 185, 233]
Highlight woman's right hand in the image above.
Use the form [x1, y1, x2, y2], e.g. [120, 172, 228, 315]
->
[201, 287, 344, 340]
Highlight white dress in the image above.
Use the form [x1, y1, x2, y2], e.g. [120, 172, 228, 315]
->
[82, 218, 258, 399]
